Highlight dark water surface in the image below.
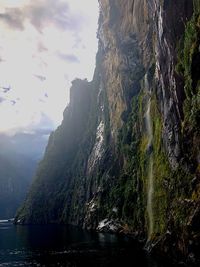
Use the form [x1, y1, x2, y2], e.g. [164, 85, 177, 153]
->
[0, 221, 162, 267]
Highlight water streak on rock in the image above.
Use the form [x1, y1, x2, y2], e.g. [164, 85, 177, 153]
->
[145, 98, 154, 239]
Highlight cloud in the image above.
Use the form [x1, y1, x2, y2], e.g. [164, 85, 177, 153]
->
[0, 57, 5, 62]
[35, 112, 55, 131]
[28, 0, 70, 32]
[0, 8, 24, 30]
[34, 74, 46, 82]
[37, 42, 48, 53]
[33, 128, 52, 136]
[0, 86, 11, 93]
[57, 52, 80, 63]
[0, 97, 6, 103]
[11, 100, 17, 106]
[20, 128, 52, 137]
[0, 0, 99, 135]
[0, 0, 86, 33]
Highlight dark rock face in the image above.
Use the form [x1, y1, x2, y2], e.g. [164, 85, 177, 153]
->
[154, 0, 194, 169]
[16, 0, 200, 264]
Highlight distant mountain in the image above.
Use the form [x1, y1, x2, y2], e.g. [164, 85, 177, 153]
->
[0, 131, 49, 219]
[0, 130, 50, 161]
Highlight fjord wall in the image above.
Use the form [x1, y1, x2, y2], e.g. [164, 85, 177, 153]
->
[16, 0, 200, 263]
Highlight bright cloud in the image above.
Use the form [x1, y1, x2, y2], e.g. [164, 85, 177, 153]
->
[0, 0, 99, 134]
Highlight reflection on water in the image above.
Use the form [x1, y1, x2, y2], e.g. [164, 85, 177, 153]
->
[0, 221, 163, 267]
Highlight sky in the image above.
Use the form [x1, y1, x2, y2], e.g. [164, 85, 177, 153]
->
[0, 0, 99, 135]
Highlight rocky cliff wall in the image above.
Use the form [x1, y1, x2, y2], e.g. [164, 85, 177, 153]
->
[16, 0, 200, 264]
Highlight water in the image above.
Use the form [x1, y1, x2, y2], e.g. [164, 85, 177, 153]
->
[145, 99, 153, 149]
[0, 221, 164, 267]
[145, 98, 154, 240]
[147, 158, 154, 239]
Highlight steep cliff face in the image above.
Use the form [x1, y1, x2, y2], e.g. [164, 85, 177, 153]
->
[16, 0, 200, 264]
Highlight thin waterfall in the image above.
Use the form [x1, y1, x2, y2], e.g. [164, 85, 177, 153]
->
[145, 98, 154, 239]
